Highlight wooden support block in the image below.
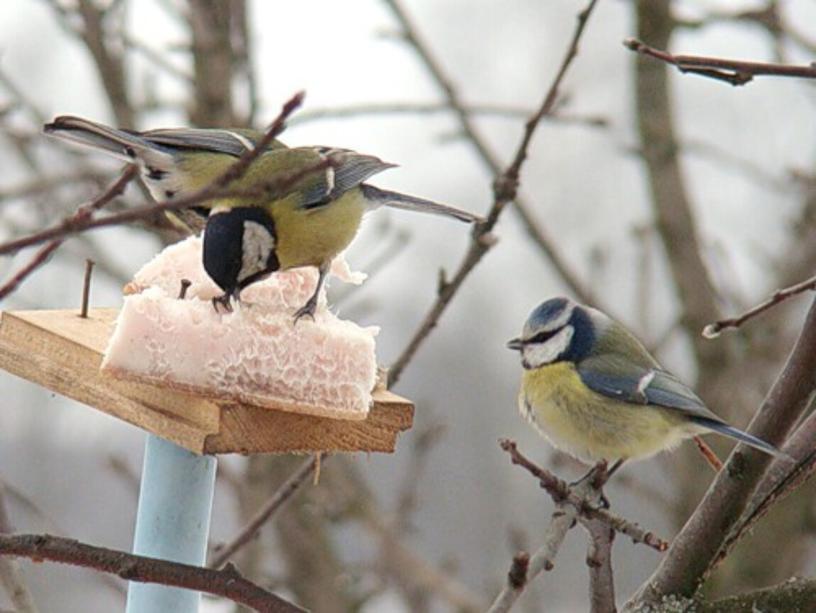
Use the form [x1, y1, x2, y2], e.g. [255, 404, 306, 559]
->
[0, 309, 413, 455]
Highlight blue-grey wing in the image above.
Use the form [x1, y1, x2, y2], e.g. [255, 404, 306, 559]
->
[300, 148, 395, 208]
[577, 354, 712, 416]
[577, 355, 786, 458]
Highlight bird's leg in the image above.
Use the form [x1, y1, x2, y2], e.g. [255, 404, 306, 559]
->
[606, 458, 625, 480]
[571, 459, 622, 510]
[293, 262, 329, 323]
[571, 460, 607, 488]
[211, 292, 234, 313]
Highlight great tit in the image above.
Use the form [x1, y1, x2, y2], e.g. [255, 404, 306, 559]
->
[44, 115, 481, 320]
[507, 297, 784, 472]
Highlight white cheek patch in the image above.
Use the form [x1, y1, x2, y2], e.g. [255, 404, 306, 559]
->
[523, 325, 574, 368]
[238, 220, 275, 282]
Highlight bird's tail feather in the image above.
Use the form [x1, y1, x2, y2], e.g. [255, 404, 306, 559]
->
[361, 184, 481, 223]
[696, 418, 792, 460]
[43, 115, 171, 167]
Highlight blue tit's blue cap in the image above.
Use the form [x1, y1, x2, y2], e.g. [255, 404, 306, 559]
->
[523, 296, 574, 337]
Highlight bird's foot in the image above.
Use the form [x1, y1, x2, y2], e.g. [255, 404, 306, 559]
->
[212, 293, 234, 313]
[570, 460, 613, 509]
[293, 298, 317, 324]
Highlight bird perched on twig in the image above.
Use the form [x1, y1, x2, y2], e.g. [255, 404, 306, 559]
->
[507, 297, 786, 479]
[44, 115, 481, 320]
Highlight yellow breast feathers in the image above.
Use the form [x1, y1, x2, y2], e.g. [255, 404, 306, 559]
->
[519, 362, 693, 463]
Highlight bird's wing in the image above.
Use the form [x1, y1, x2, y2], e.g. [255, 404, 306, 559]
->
[296, 147, 396, 208]
[142, 128, 282, 157]
[577, 354, 787, 458]
[576, 353, 716, 417]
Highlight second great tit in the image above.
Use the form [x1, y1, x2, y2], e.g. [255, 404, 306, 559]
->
[507, 297, 784, 473]
[43, 116, 481, 320]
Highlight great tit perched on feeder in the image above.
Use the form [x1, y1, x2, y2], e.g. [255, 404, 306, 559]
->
[507, 297, 785, 476]
[44, 116, 482, 320]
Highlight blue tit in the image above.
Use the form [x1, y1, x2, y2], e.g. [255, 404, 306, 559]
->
[507, 297, 783, 471]
[43, 116, 481, 320]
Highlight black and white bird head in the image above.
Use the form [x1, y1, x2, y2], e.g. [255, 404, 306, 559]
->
[507, 297, 605, 369]
[202, 206, 279, 303]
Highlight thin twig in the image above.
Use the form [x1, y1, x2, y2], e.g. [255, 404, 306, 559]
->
[292, 102, 608, 128]
[209, 456, 318, 569]
[489, 438, 640, 612]
[488, 552, 530, 613]
[703, 272, 816, 338]
[693, 436, 723, 472]
[122, 34, 192, 82]
[0, 165, 137, 299]
[211, 90, 304, 187]
[623, 37, 816, 86]
[488, 508, 576, 613]
[0, 240, 63, 302]
[382, 0, 593, 305]
[0, 534, 304, 613]
[386, 0, 600, 387]
[499, 440, 668, 552]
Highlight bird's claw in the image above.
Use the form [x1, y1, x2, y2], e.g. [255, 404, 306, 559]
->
[212, 293, 234, 313]
[293, 299, 317, 324]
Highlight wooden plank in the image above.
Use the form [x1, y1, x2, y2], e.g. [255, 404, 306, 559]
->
[0, 309, 413, 454]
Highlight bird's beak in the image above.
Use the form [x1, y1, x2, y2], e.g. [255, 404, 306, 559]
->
[506, 337, 523, 351]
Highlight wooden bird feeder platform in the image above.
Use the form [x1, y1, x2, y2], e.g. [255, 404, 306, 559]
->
[0, 308, 414, 455]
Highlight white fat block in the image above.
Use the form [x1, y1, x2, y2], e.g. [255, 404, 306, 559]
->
[103, 236, 377, 420]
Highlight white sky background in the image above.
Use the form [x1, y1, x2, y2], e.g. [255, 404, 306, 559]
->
[0, 0, 814, 611]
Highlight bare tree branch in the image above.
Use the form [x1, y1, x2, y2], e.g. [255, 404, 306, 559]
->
[0, 239, 63, 302]
[386, 0, 601, 387]
[381, 0, 593, 304]
[489, 440, 650, 612]
[714, 408, 816, 566]
[188, 0, 235, 126]
[488, 507, 576, 613]
[0, 483, 37, 613]
[697, 576, 816, 612]
[499, 441, 668, 552]
[292, 102, 609, 128]
[627, 296, 816, 609]
[0, 534, 305, 613]
[72, 0, 134, 126]
[209, 455, 318, 569]
[583, 518, 616, 613]
[0, 164, 138, 299]
[624, 37, 816, 86]
[703, 272, 816, 338]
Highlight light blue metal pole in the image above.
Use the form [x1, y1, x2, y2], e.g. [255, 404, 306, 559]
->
[126, 434, 217, 612]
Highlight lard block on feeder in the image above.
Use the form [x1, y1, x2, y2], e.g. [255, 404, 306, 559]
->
[102, 236, 379, 421]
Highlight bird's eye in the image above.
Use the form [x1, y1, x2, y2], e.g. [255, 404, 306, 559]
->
[528, 328, 560, 344]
